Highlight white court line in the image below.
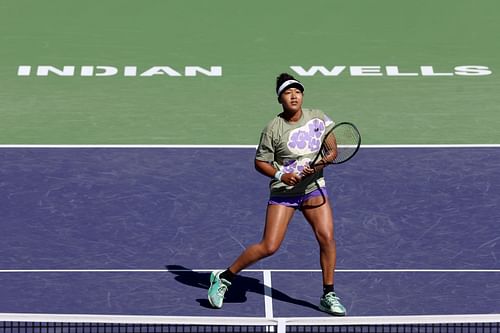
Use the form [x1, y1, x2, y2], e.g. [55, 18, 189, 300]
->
[1, 269, 500, 273]
[0, 144, 499, 148]
[0, 144, 258, 149]
[263, 270, 274, 319]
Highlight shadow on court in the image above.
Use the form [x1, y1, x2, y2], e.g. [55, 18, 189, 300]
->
[166, 265, 318, 311]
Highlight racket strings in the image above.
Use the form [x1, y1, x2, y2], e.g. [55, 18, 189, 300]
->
[321, 123, 360, 164]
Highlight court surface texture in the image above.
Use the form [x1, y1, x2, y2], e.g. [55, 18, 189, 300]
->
[1, 146, 499, 319]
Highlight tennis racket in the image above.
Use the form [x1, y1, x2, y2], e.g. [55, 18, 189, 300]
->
[308, 121, 361, 170]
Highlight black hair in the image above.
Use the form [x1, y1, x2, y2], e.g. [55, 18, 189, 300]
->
[275, 73, 298, 94]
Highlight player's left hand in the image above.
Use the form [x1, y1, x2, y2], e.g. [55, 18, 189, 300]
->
[301, 165, 316, 176]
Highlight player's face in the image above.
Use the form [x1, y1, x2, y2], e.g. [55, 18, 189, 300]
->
[280, 87, 303, 113]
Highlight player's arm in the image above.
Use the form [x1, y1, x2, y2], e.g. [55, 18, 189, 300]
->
[319, 133, 338, 164]
[254, 159, 301, 186]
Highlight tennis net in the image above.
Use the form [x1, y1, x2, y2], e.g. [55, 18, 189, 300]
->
[1, 313, 500, 333]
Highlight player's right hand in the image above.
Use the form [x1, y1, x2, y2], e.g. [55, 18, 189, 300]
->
[281, 173, 301, 186]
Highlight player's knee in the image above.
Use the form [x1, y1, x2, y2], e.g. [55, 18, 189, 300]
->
[260, 242, 280, 257]
[317, 231, 335, 248]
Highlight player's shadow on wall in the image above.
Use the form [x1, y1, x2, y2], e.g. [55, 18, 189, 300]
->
[166, 265, 318, 311]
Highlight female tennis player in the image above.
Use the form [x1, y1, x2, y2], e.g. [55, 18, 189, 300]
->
[208, 73, 346, 316]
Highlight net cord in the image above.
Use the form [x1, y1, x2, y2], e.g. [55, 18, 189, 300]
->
[1, 313, 500, 333]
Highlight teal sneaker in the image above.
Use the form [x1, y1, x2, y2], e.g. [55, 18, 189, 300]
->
[319, 292, 346, 316]
[208, 271, 231, 309]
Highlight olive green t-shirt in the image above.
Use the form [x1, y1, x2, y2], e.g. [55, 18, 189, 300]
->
[255, 108, 335, 197]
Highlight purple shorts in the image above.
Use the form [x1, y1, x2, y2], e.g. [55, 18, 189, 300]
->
[268, 188, 328, 210]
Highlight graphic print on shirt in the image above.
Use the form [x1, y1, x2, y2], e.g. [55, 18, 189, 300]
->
[282, 117, 332, 174]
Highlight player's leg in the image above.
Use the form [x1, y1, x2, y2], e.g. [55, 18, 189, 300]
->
[229, 204, 295, 273]
[208, 204, 295, 308]
[302, 193, 346, 316]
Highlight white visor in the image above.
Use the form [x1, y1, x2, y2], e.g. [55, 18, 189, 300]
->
[276, 79, 304, 96]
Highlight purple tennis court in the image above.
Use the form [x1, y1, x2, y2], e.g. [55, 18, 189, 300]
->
[0, 147, 499, 322]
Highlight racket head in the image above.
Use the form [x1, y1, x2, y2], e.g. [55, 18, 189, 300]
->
[311, 121, 361, 167]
